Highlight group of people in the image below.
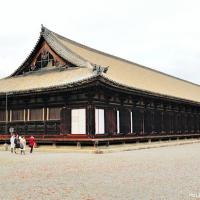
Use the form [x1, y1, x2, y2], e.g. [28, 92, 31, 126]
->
[10, 134, 36, 154]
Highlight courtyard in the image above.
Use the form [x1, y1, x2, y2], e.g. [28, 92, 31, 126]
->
[0, 143, 200, 200]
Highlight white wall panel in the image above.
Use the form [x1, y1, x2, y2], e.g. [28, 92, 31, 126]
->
[95, 109, 105, 134]
[117, 110, 120, 134]
[130, 111, 133, 133]
[71, 109, 86, 134]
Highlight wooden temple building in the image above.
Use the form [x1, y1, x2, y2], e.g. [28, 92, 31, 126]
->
[0, 26, 200, 145]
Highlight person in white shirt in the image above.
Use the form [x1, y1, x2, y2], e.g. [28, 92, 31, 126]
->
[10, 134, 15, 153]
[20, 136, 26, 155]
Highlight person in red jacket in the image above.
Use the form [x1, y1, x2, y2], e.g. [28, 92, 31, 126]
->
[29, 135, 35, 153]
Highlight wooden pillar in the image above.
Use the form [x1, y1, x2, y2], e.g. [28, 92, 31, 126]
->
[167, 111, 171, 134]
[151, 109, 155, 134]
[194, 113, 197, 133]
[161, 110, 165, 134]
[23, 99, 29, 135]
[119, 108, 131, 134]
[132, 108, 137, 134]
[140, 108, 145, 135]
[144, 108, 153, 135]
[177, 113, 181, 134]
[144, 109, 148, 134]
[190, 113, 194, 133]
[163, 110, 170, 134]
[132, 107, 144, 135]
[154, 109, 162, 134]
[86, 104, 95, 135]
[181, 112, 186, 134]
[132, 108, 138, 135]
[169, 111, 173, 134]
[197, 114, 200, 132]
[43, 107, 47, 135]
[60, 107, 71, 134]
[175, 111, 179, 134]
[187, 113, 191, 133]
[184, 112, 188, 133]
[194, 114, 198, 133]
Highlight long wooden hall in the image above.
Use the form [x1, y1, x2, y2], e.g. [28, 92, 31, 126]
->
[0, 26, 200, 145]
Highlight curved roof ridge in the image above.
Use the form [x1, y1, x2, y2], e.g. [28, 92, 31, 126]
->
[41, 27, 92, 68]
[10, 26, 94, 77]
[10, 34, 43, 77]
[50, 28, 200, 88]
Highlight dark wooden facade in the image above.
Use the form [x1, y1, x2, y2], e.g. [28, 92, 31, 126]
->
[0, 77, 200, 142]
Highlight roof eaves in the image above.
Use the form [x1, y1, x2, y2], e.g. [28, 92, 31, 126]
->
[99, 75, 200, 106]
[0, 74, 100, 96]
[1, 72, 200, 106]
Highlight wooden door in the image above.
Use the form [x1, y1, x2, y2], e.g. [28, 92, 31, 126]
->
[119, 109, 131, 134]
[60, 108, 71, 134]
[105, 108, 117, 134]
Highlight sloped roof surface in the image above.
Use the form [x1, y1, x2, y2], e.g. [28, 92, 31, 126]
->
[0, 67, 94, 94]
[0, 26, 200, 103]
[52, 29, 200, 103]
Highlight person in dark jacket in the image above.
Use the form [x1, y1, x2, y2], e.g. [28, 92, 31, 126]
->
[29, 136, 35, 153]
[14, 135, 20, 154]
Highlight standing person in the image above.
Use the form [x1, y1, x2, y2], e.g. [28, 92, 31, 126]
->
[15, 132, 19, 139]
[14, 135, 20, 154]
[20, 136, 26, 155]
[10, 134, 15, 153]
[29, 135, 35, 153]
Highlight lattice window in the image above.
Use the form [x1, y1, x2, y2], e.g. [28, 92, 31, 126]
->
[29, 108, 43, 121]
[48, 107, 61, 120]
[12, 110, 24, 121]
[0, 111, 6, 121]
[35, 50, 54, 69]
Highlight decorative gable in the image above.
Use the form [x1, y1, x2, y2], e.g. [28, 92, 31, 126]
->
[12, 38, 76, 76]
[29, 41, 65, 71]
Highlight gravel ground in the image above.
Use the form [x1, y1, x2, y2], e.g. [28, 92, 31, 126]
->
[1, 144, 200, 200]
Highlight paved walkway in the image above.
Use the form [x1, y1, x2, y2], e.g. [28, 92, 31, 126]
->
[1, 142, 200, 199]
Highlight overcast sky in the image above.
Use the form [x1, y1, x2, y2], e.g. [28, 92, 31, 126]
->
[0, 0, 200, 84]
